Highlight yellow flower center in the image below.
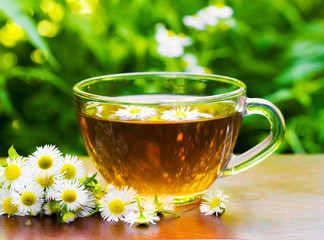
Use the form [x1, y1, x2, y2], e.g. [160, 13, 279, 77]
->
[37, 156, 53, 170]
[37, 174, 54, 187]
[167, 30, 175, 37]
[214, 3, 225, 8]
[2, 197, 18, 214]
[21, 192, 37, 206]
[108, 199, 125, 215]
[149, 116, 166, 122]
[61, 164, 76, 179]
[174, 111, 186, 119]
[61, 190, 77, 203]
[210, 197, 221, 210]
[4, 164, 21, 181]
[129, 108, 141, 114]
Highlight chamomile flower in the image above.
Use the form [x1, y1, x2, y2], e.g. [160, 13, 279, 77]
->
[183, 53, 198, 67]
[155, 24, 192, 58]
[147, 194, 175, 212]
[186, 65, 213, 74]
[125, 198, 159, 226]
[199, 112, 214, 119]
[105, 183, 116, 192]
[0, 189, 20, 216]
[31, 172, 58, 190]
[44, 178, 64, 201]
[115, 106, 157, 121]
[196, 9, 219, 27]
[183, 15, 206, 30]
[84, 102, 103, 117]
[183, 4, 233, 31]
[183, 8, 218, 30]
[62, 211, 76, 224]
[99, 186, 137, 222]
[27, 145, 63, 178]
[60, 155, 86, 180]
[12, 185, 44, 216]
[51, 180, 89, 212]
[75, 191, 96, 218]
[42, 203, 52, 216]
[161, 107, 200, 121]
[200, 187, 229, 216]
[0, 156, 28, 191]
[182, 54, 213, 74]
[206, 5, 233, 19]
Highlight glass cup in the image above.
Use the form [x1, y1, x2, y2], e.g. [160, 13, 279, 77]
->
[73, 72, 285, 203]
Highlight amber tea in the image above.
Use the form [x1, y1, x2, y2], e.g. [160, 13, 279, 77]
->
[76, 94, 242, 197]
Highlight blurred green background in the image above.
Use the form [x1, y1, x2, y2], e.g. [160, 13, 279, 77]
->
[0, 0, 323, 156]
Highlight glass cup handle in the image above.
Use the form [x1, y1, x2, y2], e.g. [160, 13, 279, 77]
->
[221, 98, 285, 177]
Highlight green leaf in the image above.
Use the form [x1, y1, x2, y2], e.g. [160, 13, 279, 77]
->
[8, 145, 20, 159]
[0, 75, 14, 115]
[87, 172, 98, 183]
[0, 0, 59, 69]
[9, 67, 70, 95]
[286, 128, 306, 153]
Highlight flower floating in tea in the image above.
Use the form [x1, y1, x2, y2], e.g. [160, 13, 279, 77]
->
[115, 106, 157, 120]
[160, 106, 213, 121]
[0, 145, 230, 225]
[161, 106, 200, 121]
[200, 187, 229, 216]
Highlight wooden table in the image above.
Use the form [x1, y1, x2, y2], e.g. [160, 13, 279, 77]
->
[1, 155, 324, 239]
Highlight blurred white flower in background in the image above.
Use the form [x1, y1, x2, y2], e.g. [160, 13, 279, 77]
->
[183, 4, 234, 30]
[183, 15, 206, 30]
[196, 9, 219, 27]
[155, 24, 192, 58]
[182, 54, 212, 74]
[206, 5, 233, 19]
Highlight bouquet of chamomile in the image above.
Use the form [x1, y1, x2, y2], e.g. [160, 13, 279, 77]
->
[0, 145, 229, 225]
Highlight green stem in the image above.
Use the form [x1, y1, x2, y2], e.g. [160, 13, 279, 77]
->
[136, 197, 144, 218]
[158, 211, 180, 217]
[57, 213, 65, 224]
[85, 208, 99, 217]
[154, 194, 158, 205]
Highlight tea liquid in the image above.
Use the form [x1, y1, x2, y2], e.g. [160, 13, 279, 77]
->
[76, 95, 242, 196]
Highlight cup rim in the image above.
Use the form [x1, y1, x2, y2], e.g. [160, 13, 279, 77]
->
[73, 72, 247, 105]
